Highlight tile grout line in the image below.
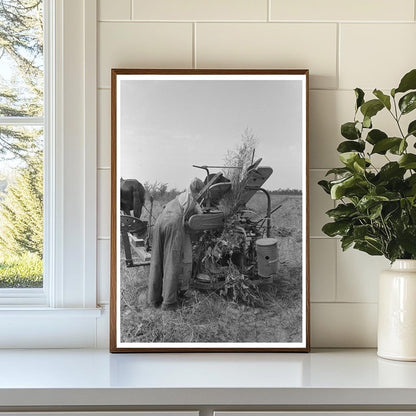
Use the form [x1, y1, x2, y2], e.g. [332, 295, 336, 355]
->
[309, 236, 339, 239]
[311, 301, 378, 305]
[267, 0, 271, 22]
[192, 22, 197, 69]
[96, 87, 393, 92]
[334, 230, 338, 303]
[336, 22, 340, 90]
[130, 0, 133, 20]
[97, 19, 415, 24]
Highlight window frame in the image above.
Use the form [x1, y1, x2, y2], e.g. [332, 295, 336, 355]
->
[0, 1, 48, 305]
[0, 0, 100, 348]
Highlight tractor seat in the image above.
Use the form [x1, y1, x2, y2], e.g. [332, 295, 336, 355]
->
[206, 181, 232, 205]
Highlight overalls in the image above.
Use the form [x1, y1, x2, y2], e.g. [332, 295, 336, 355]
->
[148, 197, 191, 307]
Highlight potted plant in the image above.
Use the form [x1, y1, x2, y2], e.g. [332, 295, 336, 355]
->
[319, 68, 416, 361]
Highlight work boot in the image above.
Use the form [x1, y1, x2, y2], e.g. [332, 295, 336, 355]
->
[149, 297, 162, 308]
[161, 302, 178, 311]
[178, 289, 189, 298]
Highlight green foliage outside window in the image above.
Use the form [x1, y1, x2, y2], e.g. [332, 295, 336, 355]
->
[0, 0, 44, 288]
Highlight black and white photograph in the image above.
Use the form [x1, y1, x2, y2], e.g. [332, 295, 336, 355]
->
[110, 69, 309, 352]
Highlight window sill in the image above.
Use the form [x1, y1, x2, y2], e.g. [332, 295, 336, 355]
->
[0, 306, 102, 317]
[0, 307, 104, 348]
[0, 288, 47, 306]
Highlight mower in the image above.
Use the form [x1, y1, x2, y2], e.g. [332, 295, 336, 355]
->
[119, 158, 281, 289]
[186, 158, 280, 290]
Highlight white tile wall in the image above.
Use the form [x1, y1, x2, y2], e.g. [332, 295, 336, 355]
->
[270, 0, 414, 22]
[309, 90, 352, 169]
[336, 246, 389, 303]
[96, 0, 416, 347]
[310, 239, 336, 302]
[311, 303, 378, 347]
[132, 0, 268, 21]
[196, 23, 338, 89]
[98, 89, 111, 168]
[98, 22, 193, 88]
[97, 169, 111, 238]
[339, 24, 416, 90]
[99, 0, 131, 20]
[309, 170, 334, 237]
[97, 239, 110, 304]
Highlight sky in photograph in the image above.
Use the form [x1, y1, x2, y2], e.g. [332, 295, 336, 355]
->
[119, 79, 304, 191]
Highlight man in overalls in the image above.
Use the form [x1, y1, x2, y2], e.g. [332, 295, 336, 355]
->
[148, 178, 204, 310]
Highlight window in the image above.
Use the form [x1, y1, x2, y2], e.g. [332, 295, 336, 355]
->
[0, 0, 99, 350]
[0, 0, 45, 293]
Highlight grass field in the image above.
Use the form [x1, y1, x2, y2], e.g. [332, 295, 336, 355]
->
[0, 252, 43, 288]
[247, 193, 303, 268]
[120, 192, 303, 344]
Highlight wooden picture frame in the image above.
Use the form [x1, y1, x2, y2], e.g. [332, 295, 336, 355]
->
[110, 69, 310, 352]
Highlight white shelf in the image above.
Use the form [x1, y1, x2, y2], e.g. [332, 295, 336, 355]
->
[0, 349, 415, 408]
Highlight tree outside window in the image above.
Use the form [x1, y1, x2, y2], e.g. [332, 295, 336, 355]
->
[0, 0, 44, 288]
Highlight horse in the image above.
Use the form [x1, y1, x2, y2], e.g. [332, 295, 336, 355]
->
[120, 178, 145, 219]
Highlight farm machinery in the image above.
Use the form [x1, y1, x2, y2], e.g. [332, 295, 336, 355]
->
[187, 158, 280, 289]
[120, 157, 281, 288]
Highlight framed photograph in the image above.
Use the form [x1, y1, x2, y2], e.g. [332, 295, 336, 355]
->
[110, 69, 310, 352]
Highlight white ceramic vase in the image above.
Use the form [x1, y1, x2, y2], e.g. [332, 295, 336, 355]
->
[378, 259, 416, 361]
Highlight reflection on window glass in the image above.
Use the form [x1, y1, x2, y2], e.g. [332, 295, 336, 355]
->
[0, 0, 44, 289]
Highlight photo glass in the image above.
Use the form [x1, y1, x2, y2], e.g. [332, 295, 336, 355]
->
[110, 69, 309, 352]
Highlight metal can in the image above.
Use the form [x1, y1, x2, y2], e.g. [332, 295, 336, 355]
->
[256, 238, 278, 278]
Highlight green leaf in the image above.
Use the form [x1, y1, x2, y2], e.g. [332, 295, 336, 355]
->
[360, 99, 384, 119]
[371, 137, 402, 154]
[399, 154, 416, 169]
[377, 162, 406, 181]
[339, 152, 360, 167]
[325, 167, 351, 176]
[366, 129, 387, 145]
[354, 241, 383, 256]
[353, 158, 366, 173]
[405, 174, 416, 196]
[365, 236, 384, 252]
[396, 69, 416, 94]
[355, 88, 365, 110]
[330, 176, 354, 199]
[386, 240, 402, 262]
[341, 235, 355, 251]
[363, 116, 372, 129]
[341, 122, 360, 140]
[406, 174, 416, 186]
[398, 227, 416, 255]
[337, 140, 365, 153]
[373, 89, 391, 110]
[330, 175, 366, 200]
[352, 224, 373, 239]
[369, 203, 383, 220]
[389, 139, 408, 155]
[399, 91, 416, 115]
[318, 180, 331, 194]
[407, 120, 416, 137]
[322, 221, 351, 237]
[357, 195, 389, 212]
[326, 203, 356, 220]
[399, 139, 407, 155]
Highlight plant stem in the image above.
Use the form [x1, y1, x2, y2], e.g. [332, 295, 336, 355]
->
[390, 97, 406, 139]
